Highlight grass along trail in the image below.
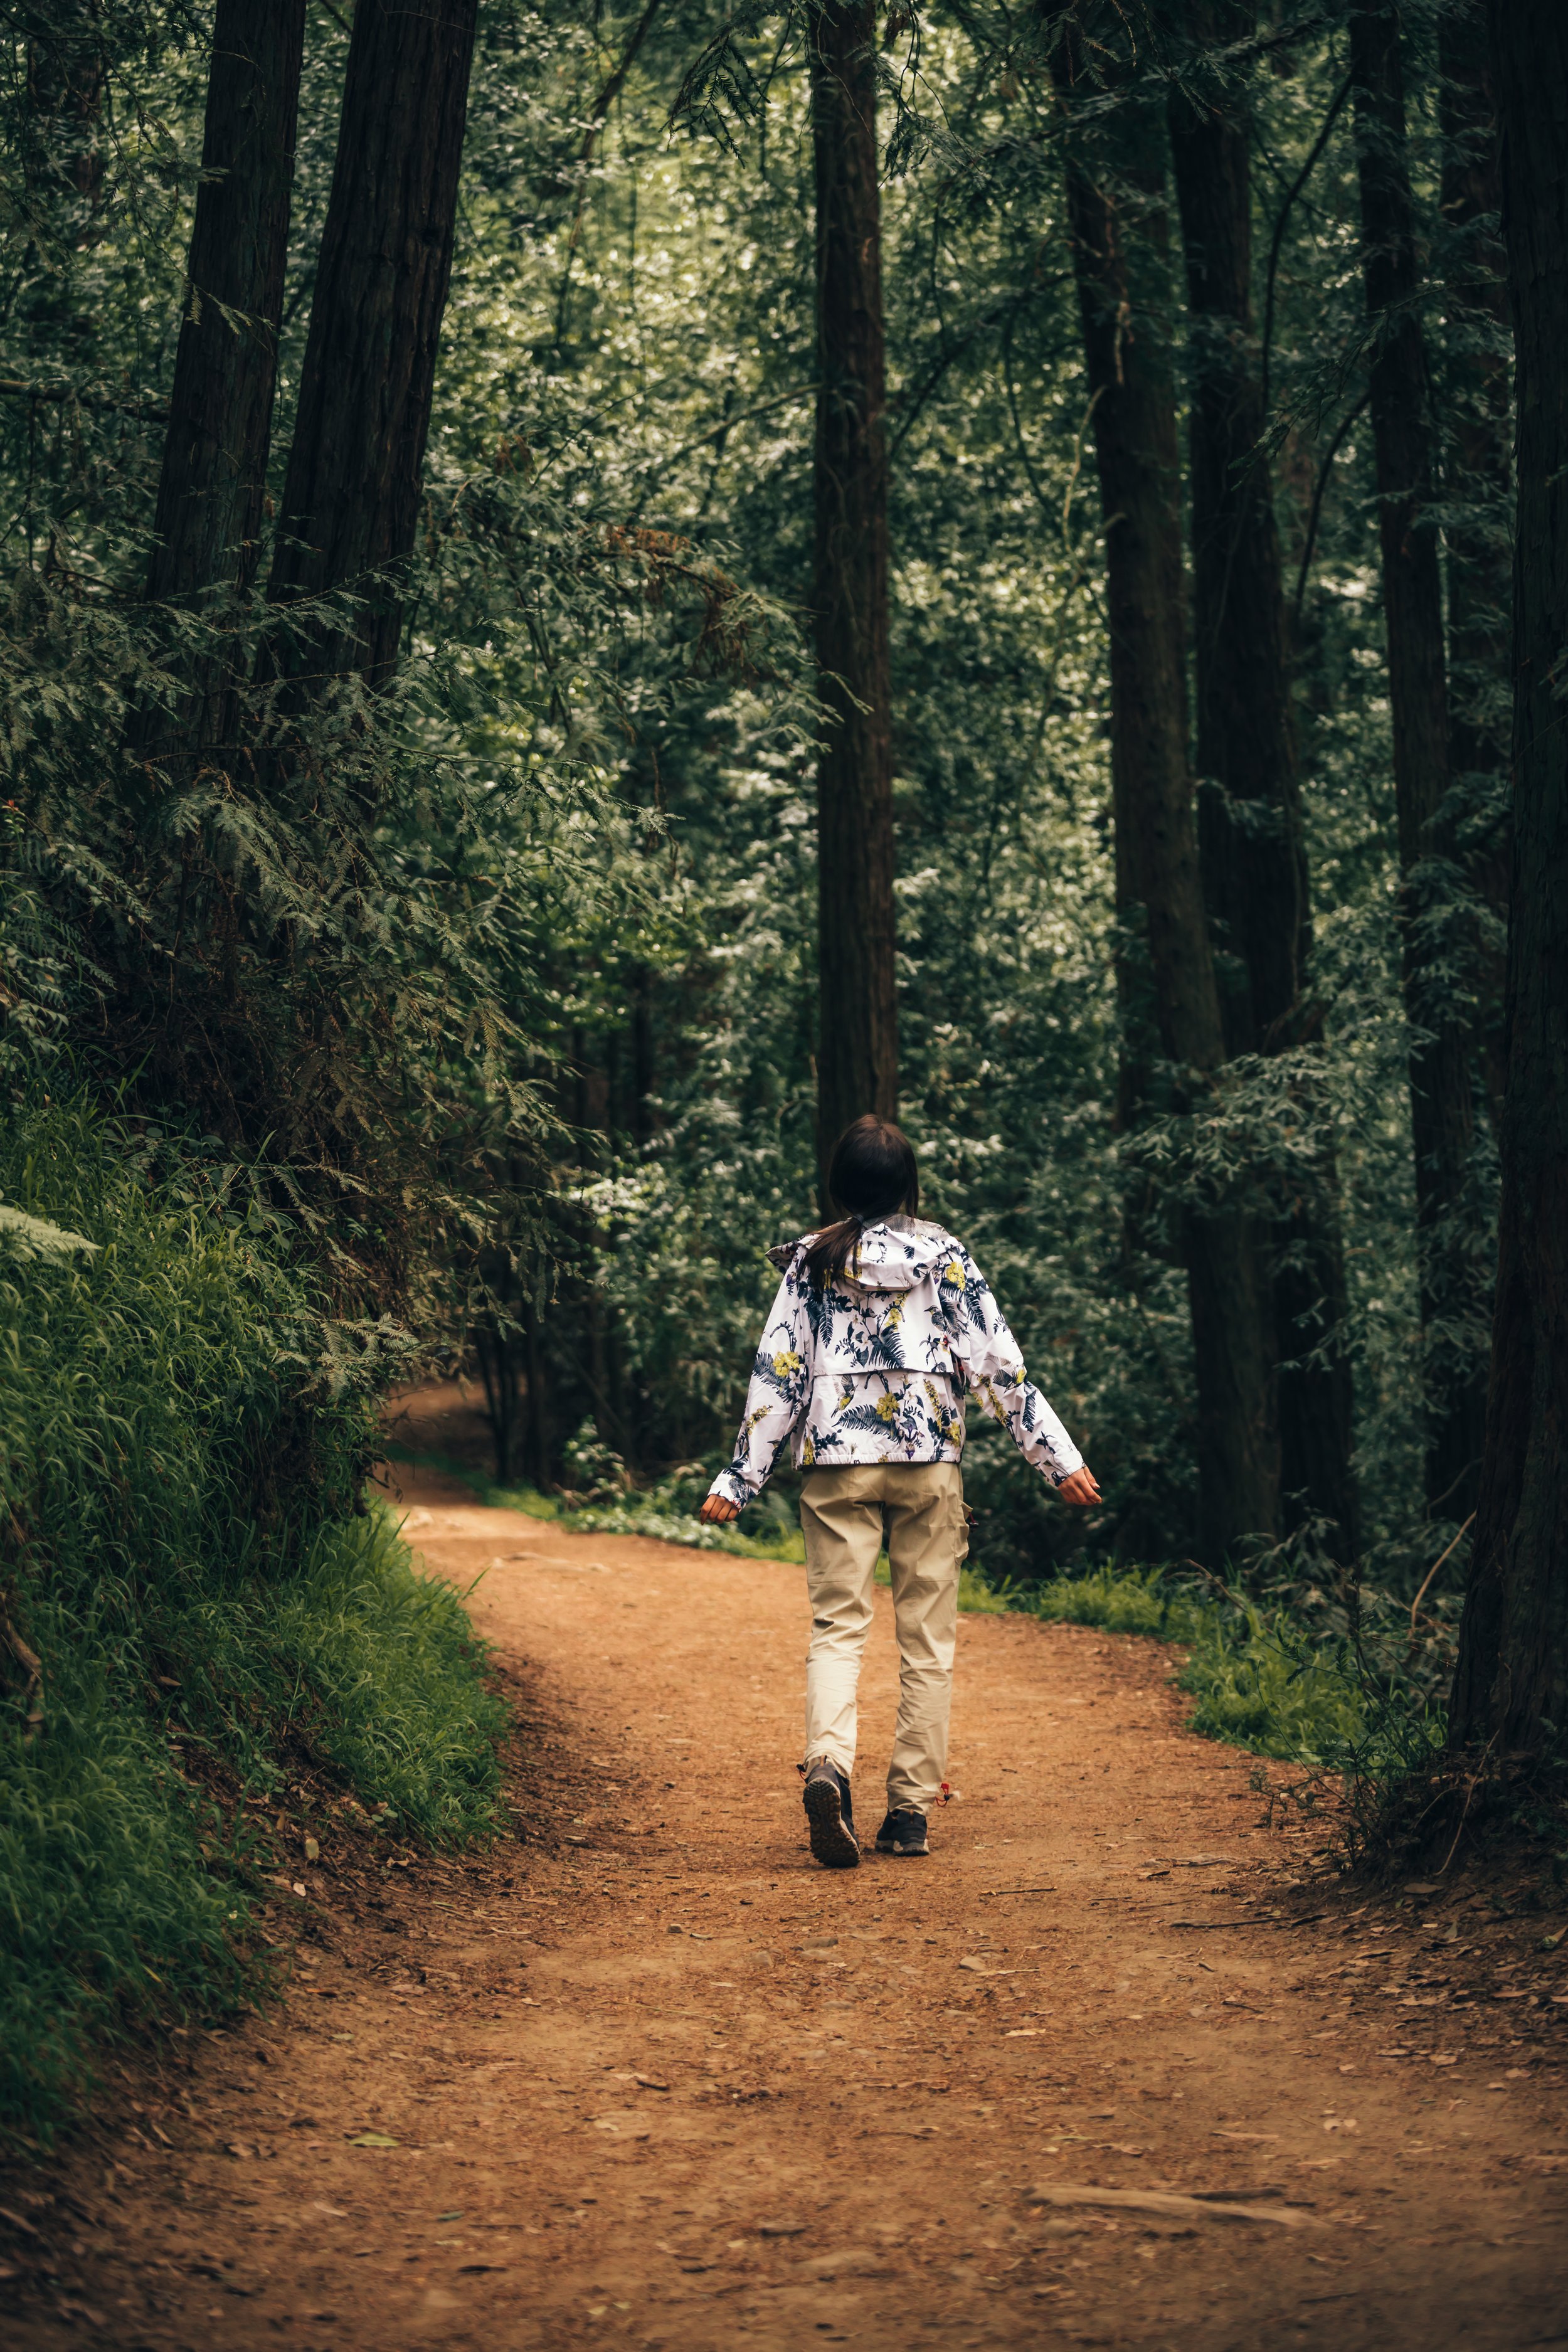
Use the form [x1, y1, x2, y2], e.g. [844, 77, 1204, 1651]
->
[3, 1456, 1566, 2350]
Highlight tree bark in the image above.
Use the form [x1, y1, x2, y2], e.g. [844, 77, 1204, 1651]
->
[1168, 0, 1360, 1559]
[1054, 5, 1280, 1561]
[144, 0, 305, 739]
[1439, 0, 1512, 1128]
[266, 0, 480, 687]
[1350, 0, 1488, 1523]
[1449, 0, 1568, 1754]
[810, 0, 897, 1189]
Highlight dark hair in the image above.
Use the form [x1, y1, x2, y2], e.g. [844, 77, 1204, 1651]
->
[802, 1116, 919, 1288]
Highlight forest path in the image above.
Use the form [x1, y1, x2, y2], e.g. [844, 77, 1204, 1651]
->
[9, 1460, 1568, 2351]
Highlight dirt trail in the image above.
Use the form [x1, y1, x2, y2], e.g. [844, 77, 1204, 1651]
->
[6, 1461, 1567, 2351]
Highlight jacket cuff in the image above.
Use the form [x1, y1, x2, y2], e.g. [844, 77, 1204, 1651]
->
[709, 1468, 753, 1510]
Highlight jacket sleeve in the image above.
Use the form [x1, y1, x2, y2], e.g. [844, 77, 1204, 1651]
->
[707, 1256, 812, 1508]
[944, 1244, 1085, 1485]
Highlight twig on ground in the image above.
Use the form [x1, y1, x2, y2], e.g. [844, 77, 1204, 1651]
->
[1027, 2183, 1320, 2229]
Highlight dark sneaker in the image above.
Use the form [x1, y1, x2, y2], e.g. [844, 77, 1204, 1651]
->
[876, 1807, 930, 1857]
[802, 1757, 860, 1870]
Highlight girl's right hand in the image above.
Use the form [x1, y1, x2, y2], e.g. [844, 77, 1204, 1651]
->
[699, 1493, 741, 1523]
[1056, 1466, 1101, 1507]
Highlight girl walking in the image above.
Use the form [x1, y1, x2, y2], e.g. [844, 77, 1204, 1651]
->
[699, 1116, 1099, 1870]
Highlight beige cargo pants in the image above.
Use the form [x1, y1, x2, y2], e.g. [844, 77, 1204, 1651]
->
[799, 1461, 968, 1816]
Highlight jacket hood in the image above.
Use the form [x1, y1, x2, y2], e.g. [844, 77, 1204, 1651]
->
[767, 1215, 958, 1291]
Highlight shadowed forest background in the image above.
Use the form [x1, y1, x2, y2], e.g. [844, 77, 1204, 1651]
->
[2, 0, 1565, 2141]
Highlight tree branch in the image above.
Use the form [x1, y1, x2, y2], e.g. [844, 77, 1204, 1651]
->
[1261, 67, 1353, 417]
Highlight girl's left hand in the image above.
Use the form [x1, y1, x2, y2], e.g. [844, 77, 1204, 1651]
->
[1056, 1466, 1101, 1507]
[699, 1493, 741, 1523]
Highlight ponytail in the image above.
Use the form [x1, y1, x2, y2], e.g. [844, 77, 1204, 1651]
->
[802, 1210, 872, 1290]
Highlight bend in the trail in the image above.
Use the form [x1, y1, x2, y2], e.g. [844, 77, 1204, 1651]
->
[3, 1461, 1565, 2350]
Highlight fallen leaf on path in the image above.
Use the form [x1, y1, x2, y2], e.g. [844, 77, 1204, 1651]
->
[457, 2262, 509, 2273]
[633, 2075, 670, 2090]
[1027, 2185, 1318, 2230]
[310, 2203, 349, 2218]
[758, 2222, 805, 2237]
[344, 2131, 399, 2149]
[1212, 2132, 1278, 2143]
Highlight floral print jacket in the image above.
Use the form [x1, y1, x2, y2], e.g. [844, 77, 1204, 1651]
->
[707, 1216, 1084, 1509]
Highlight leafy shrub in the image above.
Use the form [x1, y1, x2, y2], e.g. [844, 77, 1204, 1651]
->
[0, 1095, 504, 2143]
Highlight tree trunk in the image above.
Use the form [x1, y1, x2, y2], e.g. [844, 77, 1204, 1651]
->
[810, 0, 897, 1189]
[1350, 0, 1488, 1523]
[1054, 6, 1280, 1561]
[1168, 0, 1360, 1559]
[1449, 0, 1568, 1754]
[1439, 0, 1512, 1129]
[144, 0, 305, 741]
[266, 0, 480, 686]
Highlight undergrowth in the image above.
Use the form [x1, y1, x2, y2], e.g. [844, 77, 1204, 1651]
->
[0, 1096, 504, 2146]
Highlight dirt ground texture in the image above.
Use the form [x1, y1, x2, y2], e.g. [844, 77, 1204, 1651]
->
[4, 1457, 1568, 2351]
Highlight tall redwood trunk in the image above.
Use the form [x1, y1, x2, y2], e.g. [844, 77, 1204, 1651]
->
[1350, 0, 1487, 1523]
[267, 0, 480, 686]
[810, 0, 897, 1190]
[1054, 6, 1279, 1562]
[144, 0, 305, 739]
[1168, 0, 1359, 1560]
[1439, 0, 1512, 1128]
[1457, 0, 1568, 1750]
[1449, 0, 1568, 1754]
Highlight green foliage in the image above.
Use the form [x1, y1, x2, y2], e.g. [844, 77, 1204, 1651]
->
[426, 1, 1490, 1591]
[0, 1096, 503, 2144]
[0, 1, 1500, 1577]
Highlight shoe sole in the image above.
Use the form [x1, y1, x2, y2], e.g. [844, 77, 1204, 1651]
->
[875, 1838, 930, 1857]
[803, 1777, 861, 1870]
